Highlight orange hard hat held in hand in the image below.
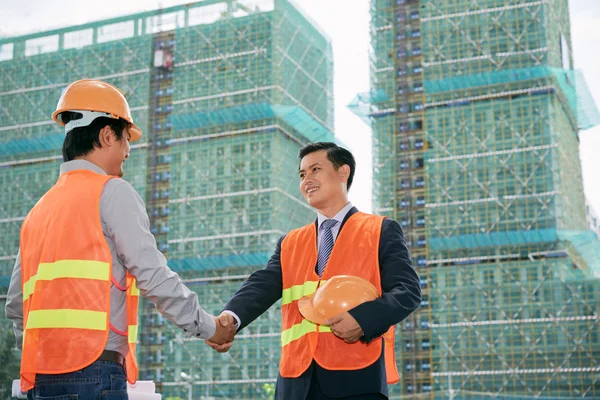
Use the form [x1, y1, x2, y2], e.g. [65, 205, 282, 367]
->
[298, 275, 379, 325]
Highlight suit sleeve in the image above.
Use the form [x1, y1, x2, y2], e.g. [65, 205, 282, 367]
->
[223, 235, 285, 331]
[347, 219, 422, 343]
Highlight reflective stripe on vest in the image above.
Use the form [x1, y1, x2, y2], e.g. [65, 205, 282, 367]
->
[26, 309, 107, 330]
[129, 279, 140, 297]
[23, 260, 110, 302]
[281, 280, 326, 305]
[281, 319, 331, 347]
[128, 325, 138, 344]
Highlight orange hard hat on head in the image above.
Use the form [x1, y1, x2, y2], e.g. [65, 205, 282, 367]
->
[298, 275, 379, 325]
[52, 79, 142, 142]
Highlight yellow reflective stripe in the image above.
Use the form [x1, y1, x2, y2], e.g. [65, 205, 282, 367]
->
[282, 280, 326, 306]
[23, 278, 37, 303]
[25, 309, 107, 331]
[281, 320, 333, 347]
[128, 325, 138, 343]
[281, 319, 316, 347]
[23, 260, 110, 302]
[129, 280, 139, 296]
[318, 325, 332, 333]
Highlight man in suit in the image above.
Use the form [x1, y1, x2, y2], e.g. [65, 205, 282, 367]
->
[207, 142, 422, 399]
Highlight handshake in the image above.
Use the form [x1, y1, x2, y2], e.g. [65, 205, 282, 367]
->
[205, 312, 237, 353]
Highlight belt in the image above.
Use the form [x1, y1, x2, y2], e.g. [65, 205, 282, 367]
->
[98, 350, 125, 367]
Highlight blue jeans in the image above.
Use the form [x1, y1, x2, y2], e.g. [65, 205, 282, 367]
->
[27, 360, 128, 400]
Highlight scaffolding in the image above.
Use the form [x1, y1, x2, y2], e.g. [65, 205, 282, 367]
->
[0, 0, 335, 397]
[355, 0, 600, 398]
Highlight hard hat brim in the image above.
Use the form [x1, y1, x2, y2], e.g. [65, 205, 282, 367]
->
[298, 294, 329, 325]
[129, 123, 143, 142]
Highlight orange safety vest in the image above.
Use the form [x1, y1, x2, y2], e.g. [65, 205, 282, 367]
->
[279, 212, 399, 384]
[19, 169, 139, 392]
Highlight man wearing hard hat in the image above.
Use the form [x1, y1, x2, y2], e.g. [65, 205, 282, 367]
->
[5, 79, 235, 399]
[208, 142, 422, 399]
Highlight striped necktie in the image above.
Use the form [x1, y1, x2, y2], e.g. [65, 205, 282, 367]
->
[316, 219, 338, 277]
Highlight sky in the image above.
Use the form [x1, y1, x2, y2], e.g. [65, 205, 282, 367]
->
[1, 0, 599, 216]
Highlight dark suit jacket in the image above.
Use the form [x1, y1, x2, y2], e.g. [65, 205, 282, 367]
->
[223, 207, 422, 399]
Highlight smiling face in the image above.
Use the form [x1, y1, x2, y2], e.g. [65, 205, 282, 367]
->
[299, 149, 350, 215]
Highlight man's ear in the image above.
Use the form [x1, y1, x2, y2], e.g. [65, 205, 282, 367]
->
[98, 125, 115, 147]
[340, 164, 350, 181]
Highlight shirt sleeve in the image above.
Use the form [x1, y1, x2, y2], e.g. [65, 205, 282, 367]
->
[5, 251, 24, 349]
[101, 179, 216, 339]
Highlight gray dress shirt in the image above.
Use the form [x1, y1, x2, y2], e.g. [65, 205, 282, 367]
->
[5, 160, 216, 356]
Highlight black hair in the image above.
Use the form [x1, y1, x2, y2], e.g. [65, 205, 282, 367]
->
[298, 142, 356, 191]
[60, 112, 129, 162]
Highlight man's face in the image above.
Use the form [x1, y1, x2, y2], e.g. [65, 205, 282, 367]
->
[299, 150, 346, 209]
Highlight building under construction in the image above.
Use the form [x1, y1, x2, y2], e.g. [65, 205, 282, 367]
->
[351, 0, 600, 398]
[0, 0, 334, 398]
[3, 0, 600, 399]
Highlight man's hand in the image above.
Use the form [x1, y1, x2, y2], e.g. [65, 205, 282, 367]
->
[205, 313, 235, 353]
[325, 312, 364, 343]
[206, 313, 235, 345]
